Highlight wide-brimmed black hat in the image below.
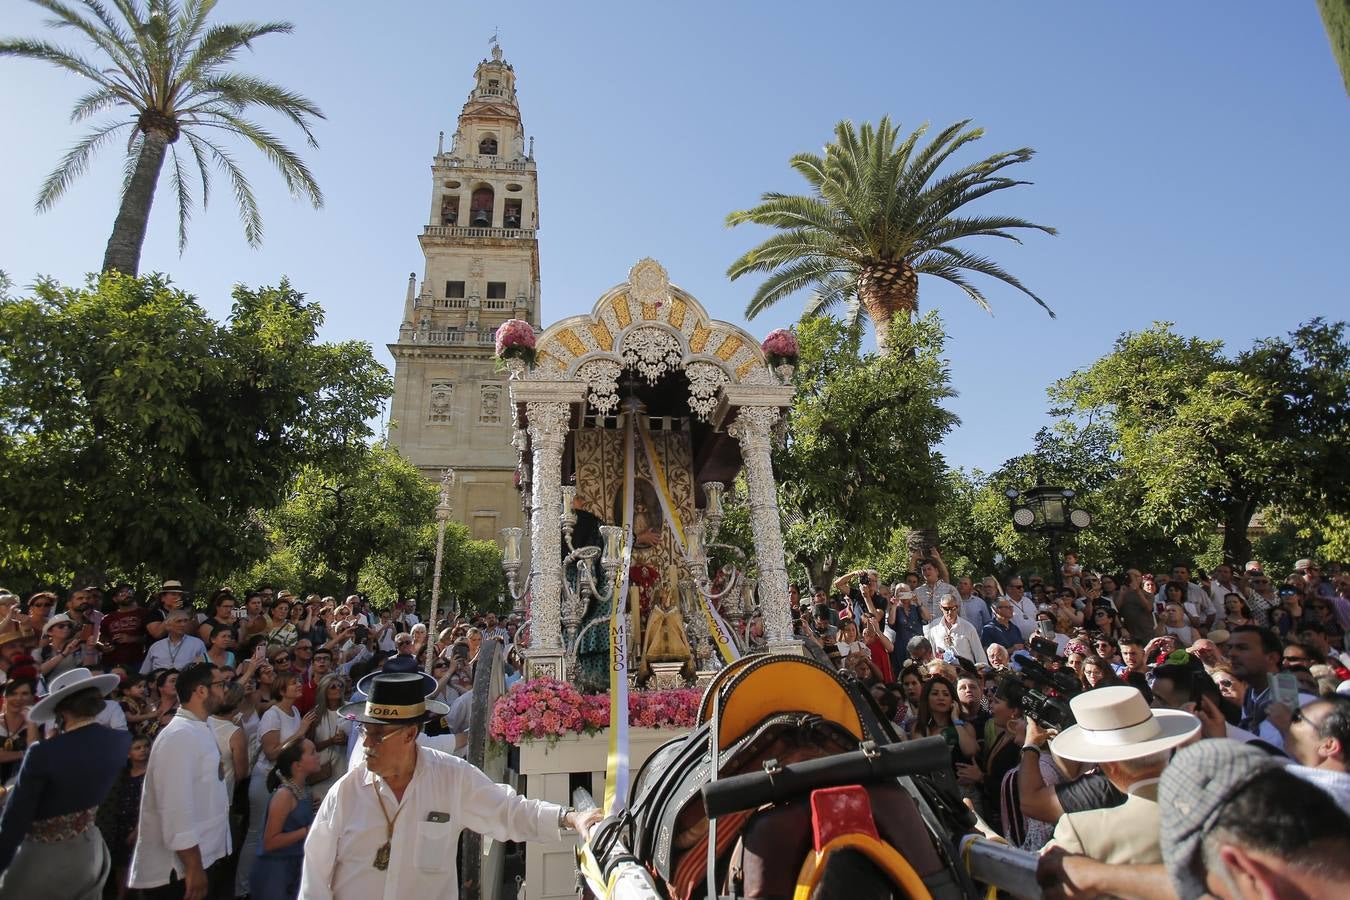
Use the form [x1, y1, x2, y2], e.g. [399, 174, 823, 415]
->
[342, 672, 448, 725]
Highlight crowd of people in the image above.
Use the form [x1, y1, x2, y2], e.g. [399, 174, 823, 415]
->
[0, 582, 526, 899]
[1, 551, 1349, 899]
[787, 551, 1350, 897]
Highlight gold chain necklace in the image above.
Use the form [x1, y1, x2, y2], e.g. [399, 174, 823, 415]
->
[371, 782, 405, 871]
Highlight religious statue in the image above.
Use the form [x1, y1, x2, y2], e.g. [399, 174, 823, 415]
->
[639, 564, 695, 683]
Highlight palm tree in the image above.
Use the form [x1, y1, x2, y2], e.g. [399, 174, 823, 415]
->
[727, 117, 1055, 352]
[1, 0, 324, 275]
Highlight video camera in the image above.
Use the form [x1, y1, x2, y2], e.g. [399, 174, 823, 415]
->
[1011, 648, 1081, 731]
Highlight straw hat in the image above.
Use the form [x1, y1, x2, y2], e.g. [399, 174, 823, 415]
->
[29, 666, 119, 724]
[1050, 685, 1200, 764]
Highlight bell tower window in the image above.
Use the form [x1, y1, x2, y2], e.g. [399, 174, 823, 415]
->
[440, 195, 459, 226]
[478, 135, 498, 155]
[503, 198, 522, 229]
[470, 186, 494, 227]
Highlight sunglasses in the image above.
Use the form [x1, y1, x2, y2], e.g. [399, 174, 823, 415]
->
[270, 655, 290, 663]
[1214, 679, 1236, 689]
[940, 606, 959, 612]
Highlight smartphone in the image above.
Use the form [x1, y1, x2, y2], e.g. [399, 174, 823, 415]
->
[1037, 621, 1054, 639]
[1269, 672, 1301, 710]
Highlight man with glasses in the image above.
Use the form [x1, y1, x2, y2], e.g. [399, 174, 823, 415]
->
[130, 662, 232, 899]
[140, 610, 207, 675]
[1004, 578, 1038, 642]
[924, 597, 987, 666]
[981, 598, 1025, 654]
[301, 671, 602, 899]
[1264, 695, 1350, 812]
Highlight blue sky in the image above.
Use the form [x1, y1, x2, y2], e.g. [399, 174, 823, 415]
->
[3, 2, 1348, 474]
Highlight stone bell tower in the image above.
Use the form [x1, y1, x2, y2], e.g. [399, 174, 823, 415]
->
[387, 43, 539, 541]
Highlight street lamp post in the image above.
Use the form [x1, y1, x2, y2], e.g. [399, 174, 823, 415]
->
[427, 468, 455, 672]
[1006, 484, 1092, 589]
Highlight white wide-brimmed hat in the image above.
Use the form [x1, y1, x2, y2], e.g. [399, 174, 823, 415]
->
[29, 666, 120, 725]
[1050, 685, 1200, 764]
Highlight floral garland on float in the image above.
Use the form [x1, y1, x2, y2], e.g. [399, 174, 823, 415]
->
[761, 327, 799, 381]
[494, 317, 537, 375]
[488, 677, 701, 746]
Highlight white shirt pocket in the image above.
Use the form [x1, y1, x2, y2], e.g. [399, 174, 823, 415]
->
[414, 819, 453, 873]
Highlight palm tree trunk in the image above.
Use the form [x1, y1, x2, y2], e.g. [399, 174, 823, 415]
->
[857, 261, 918, 354]
[102, 129, 171, 275]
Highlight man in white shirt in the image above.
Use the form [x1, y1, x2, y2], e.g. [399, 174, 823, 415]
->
[923, 596, 988, 667]
[139, 609, 207, 674]
[1004, 577, 1039, 641]
[303, 672, 603, 900]
[130, 662, 231, 898]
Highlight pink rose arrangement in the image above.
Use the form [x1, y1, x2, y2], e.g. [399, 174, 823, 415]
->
[489, 678, 702, 745]
[494, 318, 537, 365]
[761, 328, 799, 366]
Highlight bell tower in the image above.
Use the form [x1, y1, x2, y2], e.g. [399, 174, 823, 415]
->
[387, 42, 539, 542]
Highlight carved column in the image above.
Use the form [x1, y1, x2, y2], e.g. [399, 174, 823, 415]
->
[728, 405, 795, 647]
[526, 401, 569, 657]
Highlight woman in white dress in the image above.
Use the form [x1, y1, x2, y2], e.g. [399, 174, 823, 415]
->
[235, 672, 314, 897]
[309, 675, 350, 801]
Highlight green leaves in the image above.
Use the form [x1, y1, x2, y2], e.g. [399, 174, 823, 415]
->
[1047, 320, 1350, 565]
[2, 0, 324, 272]
[727, 116, 1055, 340]
[0, 273, 391, 589]
[772, 313, 959, 580]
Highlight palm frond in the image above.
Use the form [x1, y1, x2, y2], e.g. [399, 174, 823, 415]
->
[801, 274, 863, 328]
[200, 136, 262, 245]
[35, 118, 131, 210]
[68, 85, 124, 121]
[0, 37, 114, 85]
[725, 115, 1055, 328]
[184, 73, 323, 146]
[183, 129, 212, 209]
[166, 142, 193, 252]
[177, 20, 292, 86]
[195, 113, 322, 206]
[33, 0, 149, 97]
[744, 257, 851, 319]
[915, 246, 1054, 318]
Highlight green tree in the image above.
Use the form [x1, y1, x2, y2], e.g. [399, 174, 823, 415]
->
[264, 443, 438, 596]
[0, 273, 391, 587]
[0, 0, 323, 275]
[726, 117, 1055, 351]
[357, 522, 507, 619]
[773, 314, 958, 585]
[1050, 320, 1350, 566]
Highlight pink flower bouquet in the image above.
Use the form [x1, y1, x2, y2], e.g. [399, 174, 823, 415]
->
[494, 318, 537, 365]
[489, 678, 703, 746]
[761, 328, 799, 366]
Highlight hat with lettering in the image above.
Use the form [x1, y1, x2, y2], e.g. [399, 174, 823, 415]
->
[341, 672, 448, 725]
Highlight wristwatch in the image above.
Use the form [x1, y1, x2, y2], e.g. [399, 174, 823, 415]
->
[1020, 745, 1041, 756]
[557, 806, 577, 833]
